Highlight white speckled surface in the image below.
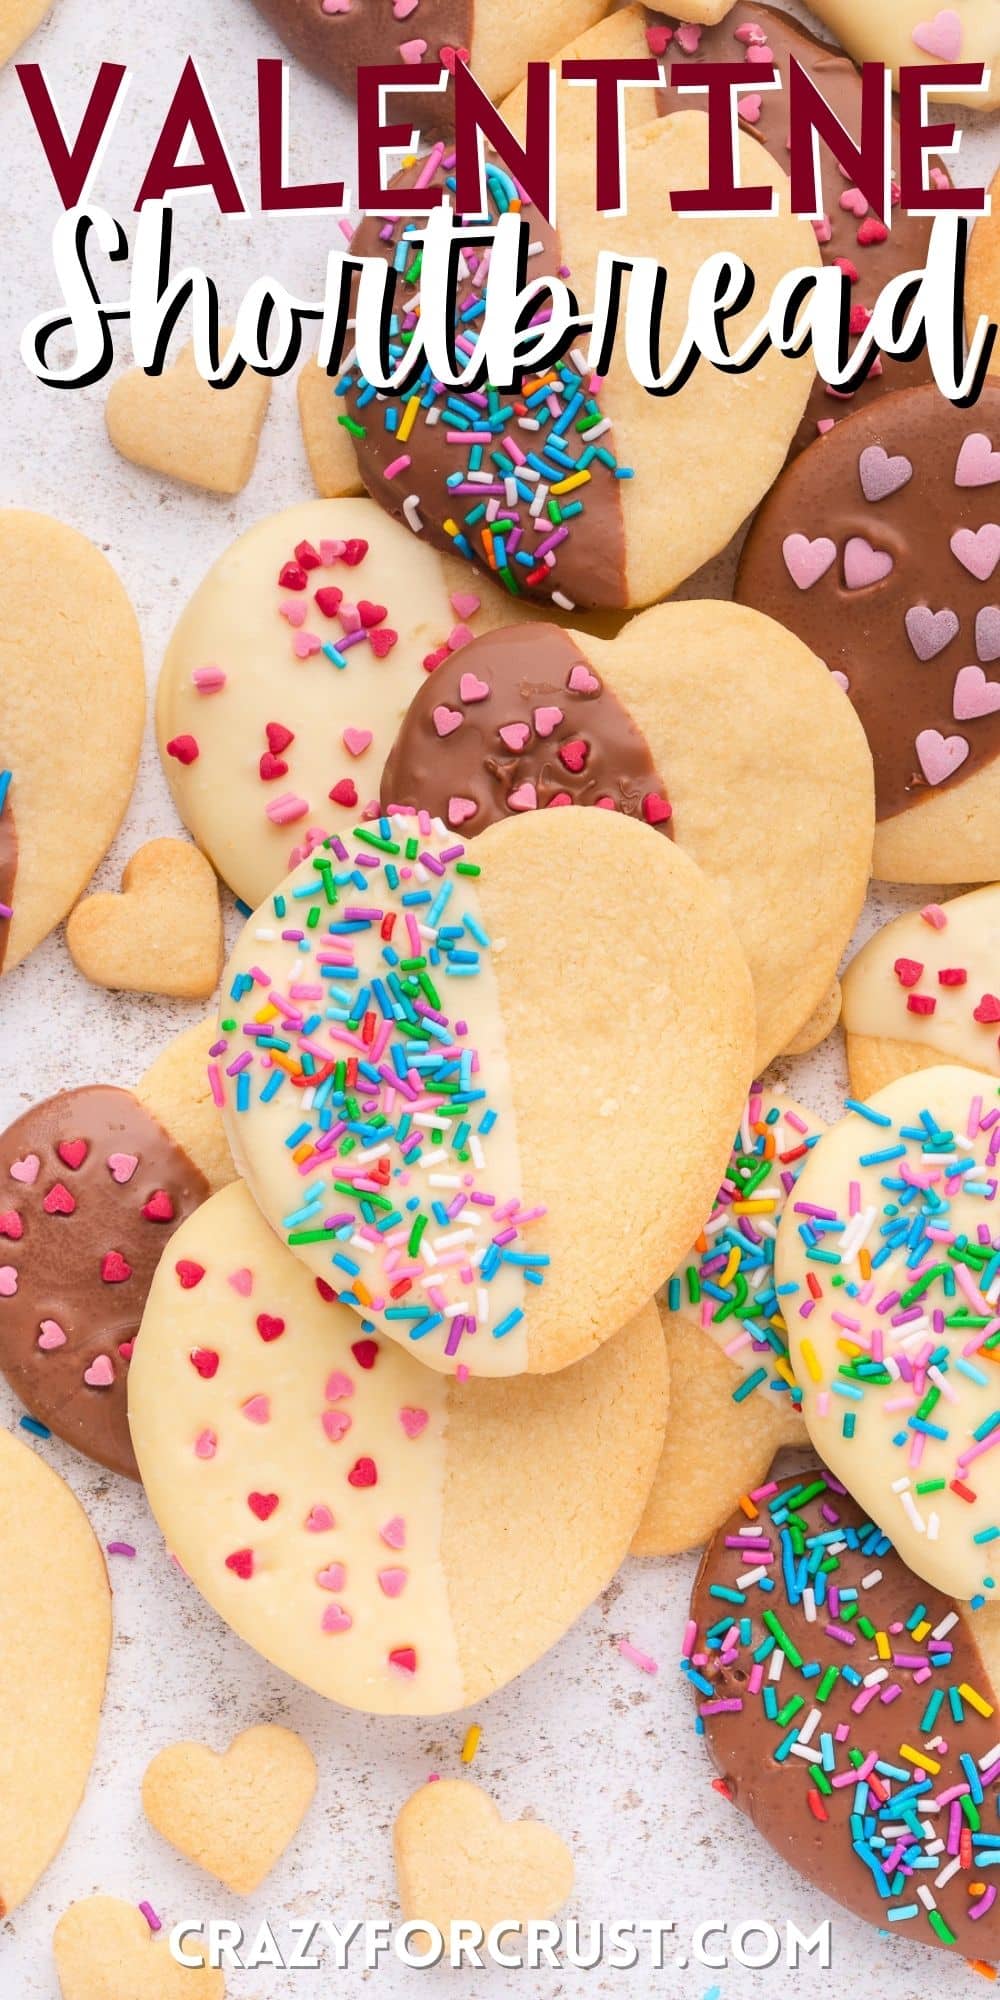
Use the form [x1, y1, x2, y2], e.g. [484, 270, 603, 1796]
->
[1, 1, 998, 1992]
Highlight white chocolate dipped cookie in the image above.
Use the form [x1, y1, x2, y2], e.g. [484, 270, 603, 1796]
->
[128, 1180, 667, 1715]
[157, 501, 547, 911]
[808, 0, 1000, 108]
[633, 1089, 821, 1557]
[843, 887, 1000, 1097]
[775, 1067, 1000, 1603]
[213, 806, 754, 1376]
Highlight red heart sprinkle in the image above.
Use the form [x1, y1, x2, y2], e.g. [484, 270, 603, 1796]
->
[369, 627, 398, 659]
[558, 739, 588, 774]
[256, 1313, 285, 1342]
[358, 601, 387, 629]
[225, 1548, 255, 1578]
[0, 1211, 22, 1240]
[266, 721, 295, 754]
[315, 1277, 337, 1302]
[342, 539, 369, 567]
[166, 734, 199, 765]
[835, 257, 859, 284]
[974, 994, 1000, 1023]
[857, 217, 889, 247]
[642, 793, 673, 826]
[351, 1338, 379, 1370]
[118, 1340, 134, 1360]
[314, 586, 343, 618]
[329, 778, 358, 808]
[422, 646, 450, 673]
[43, 1182, 76, 1215]
[938, 967, 968, 987]
[176, 1259, 205, 1289]
[546, 792, 572, 807]
[101, 1250, 132, 1283]
[248, 1492, 279, 1520]
[388, 1646, 417, 1673]
[894, 957, 924, 988]
[347, 1456, 377, 1488]
[57, 1139, 89, 1170]
[294, 540, 322, 571]
[278, 561, 308, 591]
[907, 994, 936, 1015]
[190, 1348, 219, 1378]
[142, 1189, 175, 1222]
[259, 751, 289, 782]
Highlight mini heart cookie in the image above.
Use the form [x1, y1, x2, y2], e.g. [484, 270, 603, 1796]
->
[106, 332, 271, 496]
[394, 1779, 574, 1938]
[54, 1897, 223, 2000]
[141, 1724, 317, 1894]
[66, 839, 222, 999]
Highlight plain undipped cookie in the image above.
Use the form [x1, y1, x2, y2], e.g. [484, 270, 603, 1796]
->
[394, 1780, 574, 1938]
[379, 603, 874, 1070]
[0, 511, 144, 975]
[298, 360, 363, 499]
[214, 806, 754, 1375]
[843, 886, 1000, 1096]
[0, 0, 54, 65]
[0, 1018, 233, 1477]
[105, 336, 271, 496]
[0, 1430, 111, 1919]
[142, 1725, 317, 1894]
[66, 840, 223, 999]
[968, 164, 1000, 376]
[54, 1898, 223, 2000]
[128, 1180, 667, 1714]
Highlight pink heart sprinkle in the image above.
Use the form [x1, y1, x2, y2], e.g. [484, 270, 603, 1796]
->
[9, 1155, 39, 1186]
[956, 433, 1000, 488]
[192, 663, 226, 692]
[567, 662, 600, 695]
[459, 672, 489, 704]
[107, 1152, 138, 1184]
[324, 1369, 354, 1401]
[322, 1407, 353, 1443]
[293, 631, 322, 660]
[306, 1505, 335, 1533]
[977, 605, 1000, 662]
[676, 22, 701, 52]
[0, 1266, 18, 1296]
[911, 9, 963, 62]
[905, 605, 959, 661]
[741, 93, 762, 124]
[844, 536, 894, 590]
[280, 600, 307, 628]
[953, 665, 1000, 721]
[378, 1566, 408, 1598]
[380, 1516, 407, 1549]
[447, 624, 474, 651]
[840, 187, 868, 218]
[952, 525, 1000, 582]
[194, 1429, 217, 1460]
[433, 705, 463, 738]
[450, 592, 480, 619]
[322, 0, 350, 12]
[533, 705, 563, 737]
[316, 1562, 347, 1592]
[447, 795, 477, 827]
[266, 792, 310, 826]
[38, 1319, 67, 1349]
[393, 0, 419, 14]
[228, 1267, 253, 1296]
[781, 534, 837, 591]
[84, 1354, 114, 1388]
[399, 38, 428, 63]
[343, 726, 373, 758]
[499, 722, 531, 752]
[320, 1603, 353, 1633]
[858, 445, 913, 503]
[399, 1405, 429, 1439]
[242, 1395, 271, 1424]
[915, 728, 970, 785]
[831, 670, 851, 692]
[507, 782, 538, 812]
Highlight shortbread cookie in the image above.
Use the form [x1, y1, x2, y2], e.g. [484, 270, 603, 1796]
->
[379, 604, 874, 1069]
[128, 1180, 667, 1714]
[247, 0, 607, 117]
[338, 125, 819, 611]
[105, 336, 271, 496]
[0, 511, 144, 975]
[158, 501, 548, 910]
[0, 1430, 111, 1918]
[737, 384, 1000, 883]
[775, 1067, 1000, 1603]
[808, 0, 1000, 109]
[843, 887, 1000, 1097]
[687, 1471, 1000, 1955]
[66, 840, 223, 999]
[214, 807, 754, 1375]
[54, 1898, 223, 2000]
[968, 165, 1000, 376]
[633, 1090, 820, 1557]
[783, 981, 842, 1057]
[142, 1726, 317, 1894]
[298, 360, 364, 499]
[394, 1780, 573, 1937]
[0, 0, 54, 65]
[0, 1018, 232, 1477]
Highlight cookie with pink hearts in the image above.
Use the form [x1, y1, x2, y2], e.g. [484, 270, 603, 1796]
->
[0, 1021, 232, 1477]
[737, 383, 1000, 883]
[805, 0, 1000, 109]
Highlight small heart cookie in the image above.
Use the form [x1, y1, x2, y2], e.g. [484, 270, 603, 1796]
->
[106, 334, 271, 496]
[142, 1725, 316, 1894]
[66, 840, 222, 999]
[394, 1780, 573, 1938]
[297, 358, 364, 499]
[54, 1897, 224, 2000]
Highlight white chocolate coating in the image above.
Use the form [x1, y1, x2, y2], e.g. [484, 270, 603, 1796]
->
[843, 886, 1000, 1077]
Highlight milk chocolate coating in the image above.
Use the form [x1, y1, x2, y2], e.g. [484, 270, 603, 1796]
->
[0, 779, 15, 976]
[249, 0, 472, 105]
[380, 622, 672, 830]
[344, 165, 630, 611]
[0, 1087, 210, 1478]
[648, 4, 943, 455]
[690, 1473, 1000, 1956]
[736, 383, 1000, 821]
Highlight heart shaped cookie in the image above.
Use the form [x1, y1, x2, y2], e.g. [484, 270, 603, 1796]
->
[66, 840, 222, 999]
[842, 884, 1000, 1096]
[0, 1430, 110, 1918]
[394, 1780, 573, 1937]
[0, 511, 144, 976]
[106, 334, 271, 496]
[297, 359, 364, 499]
[142, 1725, 316, 1894]
[54, 1898, 223, 2000]
[0, 0, 55, 66]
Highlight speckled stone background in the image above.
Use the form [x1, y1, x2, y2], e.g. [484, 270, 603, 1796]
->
[0, 2, 997, 1994]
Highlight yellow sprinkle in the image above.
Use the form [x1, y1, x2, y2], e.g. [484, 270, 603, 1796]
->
[774, 1359, 800, 1391]
[721, 1246, 741, 1287]
[900, 1744, 941, 1775]
[799, 1339, 823, 1384]
[960, 1682, 995, 1718]
[550, 469, 591, 496]
[836, 1337, 863, 1358]
[397, 396, 421, 445]
[731, 1199, 779, 1215]
[443, 518, 460, 538]
[875, 1630, 891, 1661]
[253, 1002, 279, 1024]
[461, 1725, 481, 1764]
